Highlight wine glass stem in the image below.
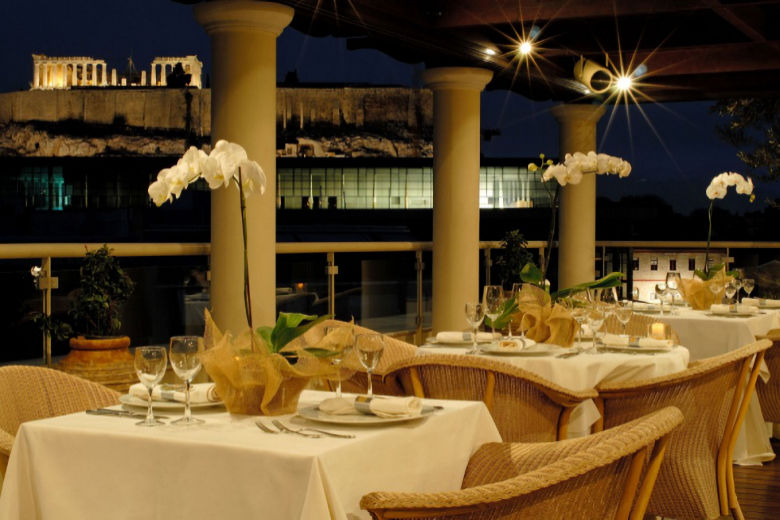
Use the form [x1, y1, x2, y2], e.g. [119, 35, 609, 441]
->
[183, 380, 192, 422]
[366, 370, 373, 398]
[336, 378, 342, 399]
[146, 388, 154, 424]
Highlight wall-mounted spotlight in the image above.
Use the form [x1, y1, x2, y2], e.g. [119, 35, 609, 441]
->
[518, 25, 541, 56]
[573, 56, 614, 95]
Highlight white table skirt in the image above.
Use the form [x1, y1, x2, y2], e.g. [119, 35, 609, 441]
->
[417, 343, 690, 437]
[649, 308, 780, 465]
[0, 390, 500, 520]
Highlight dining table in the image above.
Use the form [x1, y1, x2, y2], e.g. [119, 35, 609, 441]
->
[638, 306, 780, 465]
[0, 390, 500, 520]
[417, 339, 690, 438]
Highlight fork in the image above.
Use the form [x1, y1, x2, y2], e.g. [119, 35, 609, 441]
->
[271, 419, 321, 438]
[275, 421, 355, 439]
[255, 420, 279, 434]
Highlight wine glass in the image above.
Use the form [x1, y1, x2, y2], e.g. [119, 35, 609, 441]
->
[169, 335, 204, 425]
[731, 278, 743, 304]
[464, 302, 485, 355]
[326, 326, 353, 399]
[507, 283, 523, 339]
[614, 300, 633, 337]
[133, 346, 168, 427]
[586, 306, 606, 351]
[665, 272, 682, 313]
[724, 281, 738, 307]
[742, 278, 755, 301]
[482, 285, 503, 338]
[655, 283, 668, 315]
[355, 333, 384, 398]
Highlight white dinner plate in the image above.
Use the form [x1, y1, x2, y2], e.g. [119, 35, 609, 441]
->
[706, 312, 757, 318]
[297, 404, 436, 425]
[634, 308, 663, 315]
[119, 394, 224, 410]
[425, 335, 498, 346]
[596, 344, 676, 354]
[479, 341, 560, 357]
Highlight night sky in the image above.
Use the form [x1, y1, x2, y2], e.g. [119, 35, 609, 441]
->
[2, 0, 775, 215]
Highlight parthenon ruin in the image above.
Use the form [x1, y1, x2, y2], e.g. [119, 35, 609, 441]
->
[31, 54, 202, 90]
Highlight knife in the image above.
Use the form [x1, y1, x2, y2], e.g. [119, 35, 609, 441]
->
[86, 409, 169, 420]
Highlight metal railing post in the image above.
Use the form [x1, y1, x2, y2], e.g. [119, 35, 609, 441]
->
[326, 252, 338, 317]
[415, 250, 424, 345]
[35, 256, 58, 367]
[484, 247, 492, 286]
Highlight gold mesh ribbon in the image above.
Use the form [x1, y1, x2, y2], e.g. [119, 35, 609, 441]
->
[510, 285, 577, 347]
[678, 268, 732, 310]
[200, 310, 338, 415]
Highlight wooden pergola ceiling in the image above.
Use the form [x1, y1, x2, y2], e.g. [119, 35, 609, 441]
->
[184, 0, 780, 102]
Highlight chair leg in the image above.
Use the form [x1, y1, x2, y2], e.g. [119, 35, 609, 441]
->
[727, 462, 745, 520]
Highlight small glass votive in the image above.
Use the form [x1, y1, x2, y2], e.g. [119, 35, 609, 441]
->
[648, 322, 672, 340]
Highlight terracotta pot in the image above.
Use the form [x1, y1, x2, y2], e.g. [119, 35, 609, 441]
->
[58, 335, 136, 393]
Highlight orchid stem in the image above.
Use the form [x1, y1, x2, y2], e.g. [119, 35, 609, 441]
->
[237, 167, 253, 332]
[705, 200, 713, 277]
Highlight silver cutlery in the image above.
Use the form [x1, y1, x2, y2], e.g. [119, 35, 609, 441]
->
[556, 350, 581, 359]
[271, 419, 321, 438]
[284, 423, 355, 439]
[255, 420, 279, 434]
[86, 409, 169, 420]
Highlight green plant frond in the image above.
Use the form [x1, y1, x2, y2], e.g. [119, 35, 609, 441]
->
[519, 262, 544, 284]
[552, 272, 624, 300]
[257, 313, 331, 354]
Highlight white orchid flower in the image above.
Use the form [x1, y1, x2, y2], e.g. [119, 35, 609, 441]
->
[200, 155, 230, 189]
[736, 176, 753, 195]
[148, 178, 171, 206]
[176, 146, 207, 181]
[164, 164, 191, 200]
[237, 160, 266, 195]
[210, 139, 248, 180]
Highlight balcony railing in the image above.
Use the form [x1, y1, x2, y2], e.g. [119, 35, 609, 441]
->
[3, 240, 778, 366]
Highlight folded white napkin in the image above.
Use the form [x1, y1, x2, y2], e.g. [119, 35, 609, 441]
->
[318, 396, 423, 418]
[710, 304, 732, 315]
[129, 383, 220, 404]
[743, 298, 780, 308]
[601, 334, 673, 350]
[737, 304, 759, 314]
[435, 331, 497, 343]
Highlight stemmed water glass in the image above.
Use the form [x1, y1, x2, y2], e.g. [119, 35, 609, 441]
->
[133, 346, 168, 427]
[482, 285, 503, 338]
[326, 326, 353, 399]
[464, 302, 485, 355]
[724, 281, 738, 307]
[586, 306, 606, 351]
[742, 278, 755, 301]
[169, 335, 204, 425]
[655, 283, 668, 315]
[356, 333, 384, 398]
[507, 283, 523, 339]
[665, 272, 682, 313]
[614, 300, 633, 337]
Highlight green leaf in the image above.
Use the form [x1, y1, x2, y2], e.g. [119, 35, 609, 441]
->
[484, 299, 519, 330]
[257, 312, 331, 354]
[302, 347, 340, 358]
[552, 272, 624, 300]
[519, 262, 544, 284]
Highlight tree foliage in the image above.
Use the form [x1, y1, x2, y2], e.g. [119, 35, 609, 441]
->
[712, 98, 780, 182]
[493, 230, 533, 289]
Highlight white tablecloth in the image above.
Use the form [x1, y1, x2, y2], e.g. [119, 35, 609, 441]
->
[649, 308, 780, 465]
[0, 390, 500, 520]
[417, 343, 689, 437]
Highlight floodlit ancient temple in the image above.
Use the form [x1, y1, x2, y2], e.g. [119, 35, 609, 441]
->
[31, 54, 203, 89]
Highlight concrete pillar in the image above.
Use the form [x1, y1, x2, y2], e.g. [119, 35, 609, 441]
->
[423, 66, 493, 333]
[196, 0, 293, 332]
[551, 103, 606, 289]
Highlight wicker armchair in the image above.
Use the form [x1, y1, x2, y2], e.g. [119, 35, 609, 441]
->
[0, 365, 120, 478]
[299, 319, 417, 396]
[384, 353, 598, 442]
[361, 406, 683, 520]
[604, 312, 680, 343]
[595, 339, 771, 520]
[756, 328, 780, 423]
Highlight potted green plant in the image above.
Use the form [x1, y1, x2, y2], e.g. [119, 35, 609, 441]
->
[57, 245, 136, 391]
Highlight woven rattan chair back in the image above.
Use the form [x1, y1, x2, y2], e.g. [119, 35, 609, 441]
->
[604, 313, 680, 343]
[756, 329, 780, 422]
[385, 353, 597, 442]
[0, 365, 120, 477]
[300, 319, 417, 396]
[595, 339, 771, 520]
[361, 406, 684, 520]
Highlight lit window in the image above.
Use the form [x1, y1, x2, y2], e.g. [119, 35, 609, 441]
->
[650, 258, 658, 271]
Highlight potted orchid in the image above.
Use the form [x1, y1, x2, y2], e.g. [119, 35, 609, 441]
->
[149, 140, 265, 330]
[697, 171, 755, 281]
[521, 151, 631, 295]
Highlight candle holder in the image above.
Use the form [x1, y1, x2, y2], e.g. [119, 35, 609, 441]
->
[648, 322, 672, 341]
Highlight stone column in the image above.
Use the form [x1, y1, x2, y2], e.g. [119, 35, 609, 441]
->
[140, 70, 146, 86]
[72, 63, 78, 86]
[151, 65, 157, 86]
[161, 64, 167, 86]
[42, 63, 48, 88]
[101, 63, 107, 85]
[423, 66, 493, 333]
[111, 69, 117, 86]
[33, 63, 40, 88]
[196, 0, 293, 332]
[550, 104, 606, 289]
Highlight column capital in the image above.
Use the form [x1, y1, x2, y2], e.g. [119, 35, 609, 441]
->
[550, 103, 606, 125]
[195, 0, 293, 37]
[422, 67, 493, 91]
